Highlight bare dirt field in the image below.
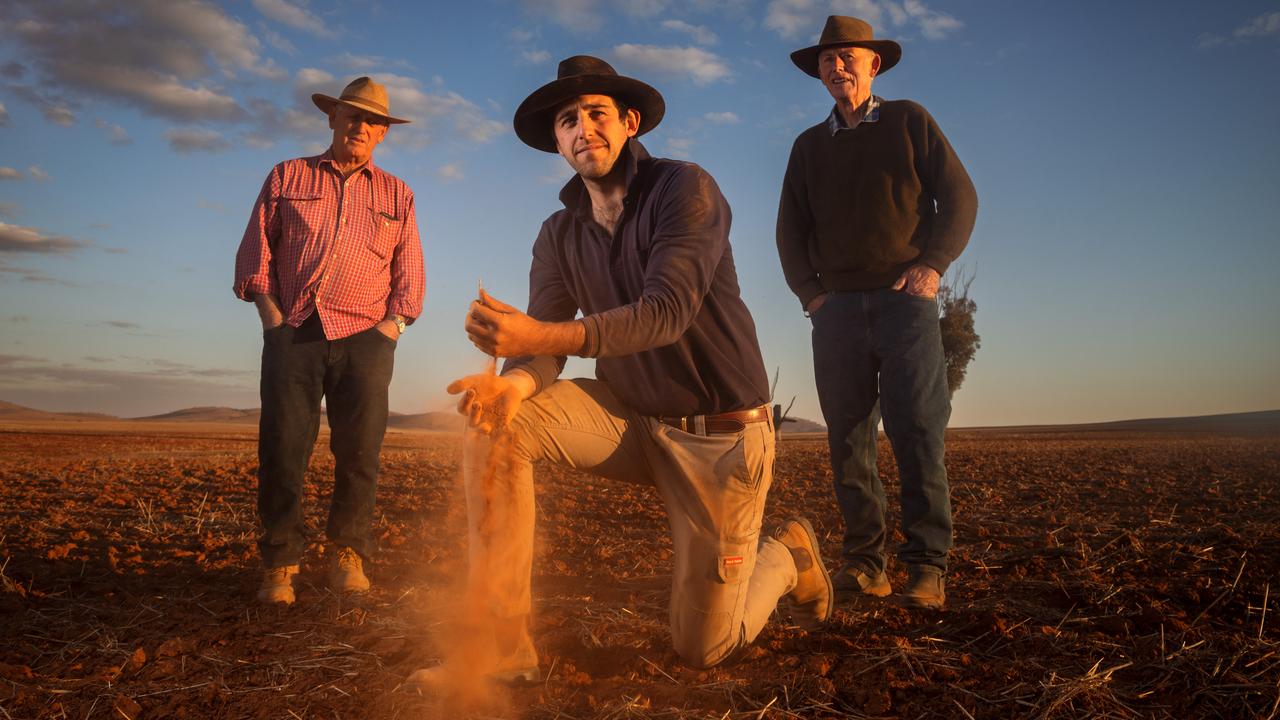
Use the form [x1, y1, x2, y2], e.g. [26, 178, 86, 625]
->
[1, 422, 1277, 719]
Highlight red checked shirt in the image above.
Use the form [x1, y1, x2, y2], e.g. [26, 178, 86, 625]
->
[234, 151, 425, 340]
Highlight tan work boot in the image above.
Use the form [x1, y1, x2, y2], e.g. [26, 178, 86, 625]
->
[330, 546, 371, 593]
[832, 563, 892, 598]
[258, 564, 299, 605]
[899, 566, 945, 609]
[773, 517, 834, 628]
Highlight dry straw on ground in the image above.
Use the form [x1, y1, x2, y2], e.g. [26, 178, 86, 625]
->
[0, 424, 1276, 718]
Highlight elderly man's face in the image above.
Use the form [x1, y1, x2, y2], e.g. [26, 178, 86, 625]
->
[552, 94, 640, 181]
[329, 104, 389, 166]
[818, 45, 880, 108]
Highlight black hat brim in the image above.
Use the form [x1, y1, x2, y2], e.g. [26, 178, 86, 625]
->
[790, 40, 901, 79]
[513, 74, 665, 153]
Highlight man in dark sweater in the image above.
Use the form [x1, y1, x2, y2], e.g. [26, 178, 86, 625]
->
[776, 16, 978, 609]
[408, 57, 834, 689]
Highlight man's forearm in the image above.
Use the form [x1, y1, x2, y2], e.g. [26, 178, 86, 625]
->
[254, 293, 284, 327]
[534, 319, 586, 357]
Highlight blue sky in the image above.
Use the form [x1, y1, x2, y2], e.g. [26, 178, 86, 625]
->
[1, 0, 1277, 425]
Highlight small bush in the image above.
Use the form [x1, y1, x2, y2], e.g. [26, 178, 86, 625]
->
[937, 269, 980, 398]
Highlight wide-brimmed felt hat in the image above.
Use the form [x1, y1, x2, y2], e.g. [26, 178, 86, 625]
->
[790, 15, 902, 79]
[514, 55, 665, 153]
[312, 76, 410, 124]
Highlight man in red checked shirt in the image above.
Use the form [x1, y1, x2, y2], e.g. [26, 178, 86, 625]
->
[233, 77, 424, 605]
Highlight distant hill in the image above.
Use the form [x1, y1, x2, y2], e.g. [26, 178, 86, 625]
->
[0, 400, 118, 422]
[133, 406, 260, 423]
[131, 406, 463, 432]
[3, 400, 1275, 437]
[966, 410, 1280, 436]
[778, 416, 825, 434]
[387, 411, 465, 432]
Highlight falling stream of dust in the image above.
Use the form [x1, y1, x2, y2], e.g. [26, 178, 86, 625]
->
[415, 358, 523, 717]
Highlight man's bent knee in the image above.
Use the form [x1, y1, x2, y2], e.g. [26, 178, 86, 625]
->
[671, 616, 742, 669]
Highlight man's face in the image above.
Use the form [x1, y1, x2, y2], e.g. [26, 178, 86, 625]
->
[818, 45, 880, 107]
[552, 94, 640, 180]
[329, 103, 389, 165]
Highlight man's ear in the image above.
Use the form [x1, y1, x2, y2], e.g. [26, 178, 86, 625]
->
[625, 107, 641, 137]
[870, 52, 882, 77]
[327, 108, 338, 130]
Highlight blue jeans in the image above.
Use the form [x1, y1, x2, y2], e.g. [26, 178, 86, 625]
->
[811, 289, 952, 574]
[256, 313, 396, 568]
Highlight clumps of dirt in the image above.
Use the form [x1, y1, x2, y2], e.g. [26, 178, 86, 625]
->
[0, 426, 1277, 718]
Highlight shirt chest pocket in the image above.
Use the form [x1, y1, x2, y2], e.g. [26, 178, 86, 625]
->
[367, 207, 400, 261]
[278, 192, 325, 245]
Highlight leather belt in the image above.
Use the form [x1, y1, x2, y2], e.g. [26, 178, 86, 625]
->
[657, 405, 771, 436]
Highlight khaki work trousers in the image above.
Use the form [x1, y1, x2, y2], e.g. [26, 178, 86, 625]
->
[462, 379, 799, 669]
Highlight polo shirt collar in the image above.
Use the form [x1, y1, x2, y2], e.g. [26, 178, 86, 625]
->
[826, 95, 881, 135]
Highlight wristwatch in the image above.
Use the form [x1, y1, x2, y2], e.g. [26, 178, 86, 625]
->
[389, 314, 406, 334]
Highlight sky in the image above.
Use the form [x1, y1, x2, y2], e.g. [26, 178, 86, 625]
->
[1, 0, 1278, 426]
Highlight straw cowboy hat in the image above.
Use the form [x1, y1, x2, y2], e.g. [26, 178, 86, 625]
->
[311, 76, 410, 124]
[513, 55, 665, 153]
[790, 15, 902, 79]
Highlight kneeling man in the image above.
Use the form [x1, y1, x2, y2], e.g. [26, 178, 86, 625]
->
[420, 56, 833, 682]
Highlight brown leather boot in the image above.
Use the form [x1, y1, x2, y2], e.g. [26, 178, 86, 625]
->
[330, 546, 370, 593]
[832, 563, 892, 597]
[899, 566, 946, 609]
[257, 565, 299, 605]
[773, 517, 834, 628]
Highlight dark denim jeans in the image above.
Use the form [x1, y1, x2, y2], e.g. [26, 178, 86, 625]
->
[257, 313, 395, 568]
[811, 288, 952, 574]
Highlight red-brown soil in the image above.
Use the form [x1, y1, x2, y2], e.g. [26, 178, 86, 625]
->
[1, 423, 1277, 719]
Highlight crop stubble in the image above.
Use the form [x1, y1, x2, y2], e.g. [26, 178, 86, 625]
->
[0, 425, 1277, 719]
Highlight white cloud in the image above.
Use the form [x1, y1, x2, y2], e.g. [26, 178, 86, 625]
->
[0, 102, 8, 126]
[765, 0, 827, 41]
[662, 20, 718, 45]
[27, 166, 50, 182]
[377, 73, 507, 145]
[766, 0, 962, 41]
[612, 44, 731, 86]
[252, 0, 335, 38]
[0, 168, 21, 180]
[94, 118, 133, 145]
[522, 49, 552, 64]
[664, 136, 694, 159]
[437, 163, 464, 181]
[704, 111, 740, 124]
[1198, 11, 1280, 50]
[621, 0, 671, 18]
[521, 0, 602, 33]
[508, 28, 535, 43]
[0, 0, 283, 123]
[0, 222, 88, 254]
[261, 26, 297, 55]
[165, 127, 231, 154]
[336, 53, 415, 73]
[1235, 11, 1280, 39]
[900, 0, 962, 40]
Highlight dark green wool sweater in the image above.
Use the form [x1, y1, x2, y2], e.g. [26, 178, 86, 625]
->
[776, 99, 978, 308]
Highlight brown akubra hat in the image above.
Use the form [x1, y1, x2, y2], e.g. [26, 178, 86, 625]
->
[790, 15, 902, 79]
[514, 55, 665, 153]
[312, 76, 410, 124]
